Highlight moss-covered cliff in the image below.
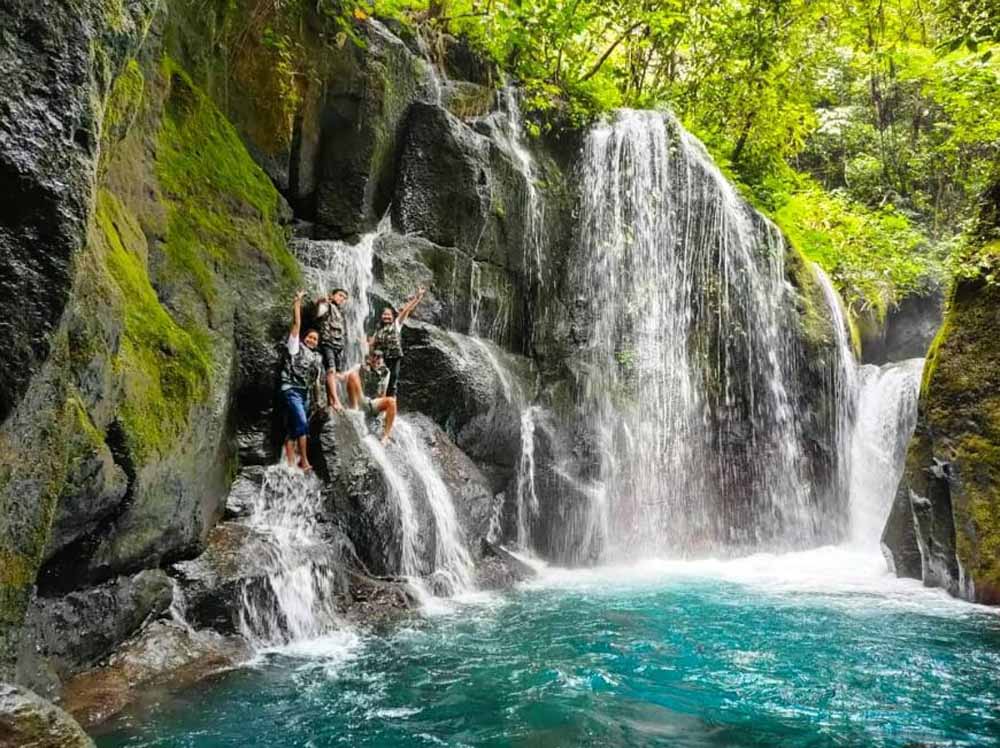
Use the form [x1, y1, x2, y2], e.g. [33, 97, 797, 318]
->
[0, 1, 300, 677]
[883, 180, 1000, 603]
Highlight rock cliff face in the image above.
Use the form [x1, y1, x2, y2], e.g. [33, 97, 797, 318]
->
[0, 0, 299, 680]
[0, 0, 843, 714]
[883, 180, 1000, 603]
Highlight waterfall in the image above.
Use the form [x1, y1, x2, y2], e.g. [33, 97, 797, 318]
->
[848, 358, 923, 547]
[238, 467, 341, 646]
[494, 88, 546, 296]
[570, 110, 827, 557]
[814, 265, 858, 525]
[393, 419, 475, 595]
[515, 405, 540, 549]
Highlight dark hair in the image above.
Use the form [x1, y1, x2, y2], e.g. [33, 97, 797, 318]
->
[380, 306, 397, 320]
[369, 348, 385, 359]
[332, 288, 349, 297]
[303, 328, 320, 339]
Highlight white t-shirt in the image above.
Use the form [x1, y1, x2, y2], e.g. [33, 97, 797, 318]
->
[287, 334, 300, 356]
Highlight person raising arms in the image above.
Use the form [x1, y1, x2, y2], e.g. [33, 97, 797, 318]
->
[278, 291, 323, 471]
[313, 287, 350, 413]
[370, 286, 427, 398]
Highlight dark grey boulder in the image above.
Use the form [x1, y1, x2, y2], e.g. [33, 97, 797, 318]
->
[0, 0, 156, 423]
[14, 570, 172, 698]
[0, 683, 94, 748]
[43, 420, 128, 562]
[311, 413, 407, 578]
[880, 484, 923, 579]
[171, 517, 356, 637]
[392, 102, 493, 253]
[399, 323, 534, 484]
[374, 232, 517, 342]
[860, 289, 945, 365]
[476, 539, 535, 590]
[314, 20, 438, 236]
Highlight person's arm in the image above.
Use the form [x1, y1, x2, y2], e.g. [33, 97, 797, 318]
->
[397, 286, 428, 323]
[288, 291, 306, 354]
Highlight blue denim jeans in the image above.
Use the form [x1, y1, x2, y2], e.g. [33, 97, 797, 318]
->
[282, 387, 309, 439]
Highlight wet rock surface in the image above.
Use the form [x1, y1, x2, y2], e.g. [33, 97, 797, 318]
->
[61, 620, 251, 730]
[14, 571, 172, 698]
[0, 0, 155, 422]
[860, 290, 945, 365]
[313, 21, 437, 236]
[0, 682, 95, 748]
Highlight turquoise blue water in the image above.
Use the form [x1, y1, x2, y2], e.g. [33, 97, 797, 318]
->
[95, 551, 1000, 748]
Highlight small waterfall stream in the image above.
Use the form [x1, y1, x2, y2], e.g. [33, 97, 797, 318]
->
[238, 467, 341, 646]
[848, 358, 923, 547]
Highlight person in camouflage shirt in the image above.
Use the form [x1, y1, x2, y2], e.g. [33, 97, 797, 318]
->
[346, 349, 397, 444]
[313, 287, 349, 412]
[279, 291, 323, 471]
[369, 285, 427, 399]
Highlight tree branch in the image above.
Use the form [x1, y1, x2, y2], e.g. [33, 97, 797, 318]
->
[578, 21, 646, 82]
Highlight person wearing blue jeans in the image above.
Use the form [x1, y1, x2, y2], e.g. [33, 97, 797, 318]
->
[279, 291, 323, 471]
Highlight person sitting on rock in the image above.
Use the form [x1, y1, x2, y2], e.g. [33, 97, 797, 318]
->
[313, 287, 349, 413]
[346, 348, 397, 445]
[369, 286, 427, 399]
[280, 290, 323, 471]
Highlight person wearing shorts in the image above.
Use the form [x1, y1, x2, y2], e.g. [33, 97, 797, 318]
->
[313, 288, 349, 412]
[346, 349, 397, 445]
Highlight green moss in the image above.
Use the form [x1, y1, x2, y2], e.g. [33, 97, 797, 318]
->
[955, 432, 1000, 592]
[0, 551, 35, 592]
[784, 236, 833, 349]
[95, 189, 212, 462]
[154, 58, 299, 303]
[917, 266, 1000, 600]
[103, 58, 145, 144]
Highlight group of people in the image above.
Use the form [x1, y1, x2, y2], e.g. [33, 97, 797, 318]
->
[278, 285, 428, 471]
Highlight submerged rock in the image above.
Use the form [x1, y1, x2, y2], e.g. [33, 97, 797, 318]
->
[0, 683, 94, 748]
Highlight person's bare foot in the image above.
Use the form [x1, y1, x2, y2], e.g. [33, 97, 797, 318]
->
[299, 460, 314, 472]
[380, 434, 391, 446]
[330, 400, 344, 414]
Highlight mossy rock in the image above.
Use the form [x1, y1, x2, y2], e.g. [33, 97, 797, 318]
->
[890, 193, 1000, 602]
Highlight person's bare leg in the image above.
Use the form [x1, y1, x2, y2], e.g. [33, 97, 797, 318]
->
[297, 435, 312, 471]
[346, 371, 362, 409]
[284, 439, 296, 466]
[326, 370, 343, 412]
[377, 397, 397, 444]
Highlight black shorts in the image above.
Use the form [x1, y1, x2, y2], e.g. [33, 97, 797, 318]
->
[385, 356, 402, 397]
[319, 344, 343, 373]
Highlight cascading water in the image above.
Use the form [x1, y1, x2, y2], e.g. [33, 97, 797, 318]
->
[848, 358, 923, 547]
[515, 405, 540, 549]
[570, 110, 834, 557]
[238, 467, 341, 645]
[815, 265, 858, 522]
[493, 87, 546, 299]
[393, 419, 475, 595]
